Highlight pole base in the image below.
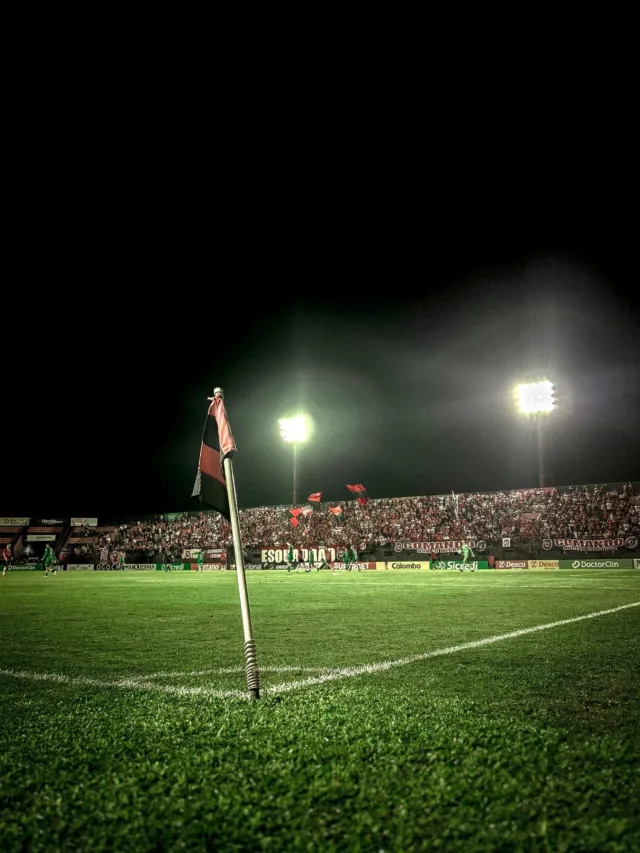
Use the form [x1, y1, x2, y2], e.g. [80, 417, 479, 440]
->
[249, 689, 260, 701]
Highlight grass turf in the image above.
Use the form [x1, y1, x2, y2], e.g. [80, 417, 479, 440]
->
[1, 569, 639, 851]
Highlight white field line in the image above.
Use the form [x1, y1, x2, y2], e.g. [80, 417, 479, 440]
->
[0, 669, 246, 699]
[263, 601, 640, 695]
[1, 601, 638, 700]
[132, 665, 337, 682]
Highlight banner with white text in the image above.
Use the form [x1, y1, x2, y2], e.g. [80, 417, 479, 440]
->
[394, 540, 487, 554]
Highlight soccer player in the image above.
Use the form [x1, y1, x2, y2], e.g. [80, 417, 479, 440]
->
[197, 550, 205, 571]
[460, 542, 475, 571]
[43, 543, 56, 576]
[119, 554, 126, 571]
[2, 544, 12, 576]
[286, 544, 295, 573]
[342, 546, 352, 571]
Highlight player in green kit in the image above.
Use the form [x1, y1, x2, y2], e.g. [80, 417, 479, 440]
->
[460, 542, 475, 571]
[197, 550, 205, 571]
[119, 554, 126, 571]
[43, 544, 56, 577]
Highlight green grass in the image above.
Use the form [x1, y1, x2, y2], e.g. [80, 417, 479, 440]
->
[1, 569, 639, 851]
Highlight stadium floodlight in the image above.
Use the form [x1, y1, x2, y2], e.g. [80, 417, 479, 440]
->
[514, 379, 556, 487]
[514, 380, 556, 415]
[279, 415, 310, 505]
[278, 415, 309, 444]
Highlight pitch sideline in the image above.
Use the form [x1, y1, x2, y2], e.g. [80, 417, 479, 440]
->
[0, 601, 638, 700]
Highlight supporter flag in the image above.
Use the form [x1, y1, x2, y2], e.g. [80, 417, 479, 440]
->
[308, 492, 322, 503]
[346, 483, 370, 507]
[192, 393, 237, 522]
[301, 506, 313, 518]
[328, 505, 344, 523]
[287, 508, 302, 528]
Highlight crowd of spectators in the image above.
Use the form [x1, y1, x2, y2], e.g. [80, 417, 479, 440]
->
[75, 483, 639, 561]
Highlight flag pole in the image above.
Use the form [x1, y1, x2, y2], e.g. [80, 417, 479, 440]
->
[214, 388, 261, 701]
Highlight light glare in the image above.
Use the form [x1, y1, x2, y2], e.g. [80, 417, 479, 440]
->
[279, 415, 309, 443]
[515, 380, 555, 414]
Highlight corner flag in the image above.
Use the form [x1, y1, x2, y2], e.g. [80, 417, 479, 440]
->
[192, 388, 260, 700]
[192, 393, 237, 521]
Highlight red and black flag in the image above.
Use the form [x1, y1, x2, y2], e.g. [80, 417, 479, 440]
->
[287, 507, 302, 527]
[328, 505, 344, 523]
[192, 393, 237, 521]
[308, 492, 322, 503]
[346, 483, 370, 507]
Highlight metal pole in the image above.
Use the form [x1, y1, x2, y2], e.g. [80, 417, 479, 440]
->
[536, 417, 545, 487]
[293, 441, 299, 505]
[214, 389, 260, 700]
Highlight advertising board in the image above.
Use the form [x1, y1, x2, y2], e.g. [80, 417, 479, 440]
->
[559, 559, 633, 569]
[9, 564, 43, 570]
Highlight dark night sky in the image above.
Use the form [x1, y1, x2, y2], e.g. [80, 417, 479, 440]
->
[2, 177, 638, 519]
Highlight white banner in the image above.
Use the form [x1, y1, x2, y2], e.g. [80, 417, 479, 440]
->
[27, 534, 56, 541]
[502, 537, 511, 548]
[123, 564, 155, 570]
[0, 517, 30, 526]
[71, 518, 98, 526]
[40, 519, 65, 525]
[377, 561, 431, 570]
[67, 564, 94, 570]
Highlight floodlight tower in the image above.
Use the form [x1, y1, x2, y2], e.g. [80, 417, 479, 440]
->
[278, 415, 309, 505]
[514, 380, 556, 487]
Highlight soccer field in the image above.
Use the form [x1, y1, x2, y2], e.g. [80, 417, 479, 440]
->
[1, 570, 639, 851]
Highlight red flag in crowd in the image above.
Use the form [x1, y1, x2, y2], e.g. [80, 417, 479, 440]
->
[346, 484, 370, 506]
[192, 393, 237, 521]
[328, 504, 344, 524]
[287, 507, 302, 527]
[308, 492, 322, 502]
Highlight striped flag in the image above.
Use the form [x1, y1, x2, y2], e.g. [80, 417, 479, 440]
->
[346, 483, 370, 507]
[328, 505, 344, 524]
[192, 393, 237, 521]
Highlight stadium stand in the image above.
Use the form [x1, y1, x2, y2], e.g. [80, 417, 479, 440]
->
[0, 526, 26, 546]
[58, 481, 639, 563]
